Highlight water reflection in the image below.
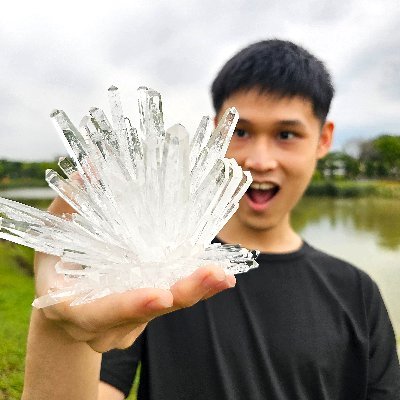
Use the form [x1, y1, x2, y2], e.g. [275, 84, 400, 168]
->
[293, 197, 400, 250]
[0, 187, 55, 200]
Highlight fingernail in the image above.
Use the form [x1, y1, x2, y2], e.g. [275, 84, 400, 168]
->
[226, 275, 236, 288]
[146, 297, 173, 310]
[213, 275, 236, 291]
[202, 271, 226, 289]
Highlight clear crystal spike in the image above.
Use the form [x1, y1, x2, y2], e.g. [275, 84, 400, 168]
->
[190, 107, 239, 193]
[58, 157, 77, 178]
[190, 116, 213, 169]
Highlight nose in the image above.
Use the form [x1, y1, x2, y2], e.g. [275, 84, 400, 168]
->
[242, 138, 278, 173]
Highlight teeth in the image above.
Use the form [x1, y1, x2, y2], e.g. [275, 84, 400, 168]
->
[250, 182, 277, 190]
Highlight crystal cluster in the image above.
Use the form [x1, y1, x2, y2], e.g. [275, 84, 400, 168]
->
[0, 87, 258, 308]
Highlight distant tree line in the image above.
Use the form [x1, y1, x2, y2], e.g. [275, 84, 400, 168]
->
[0, 160, 61, 187]
[1, 133, 399, 185]
[316, 134, 400, 180]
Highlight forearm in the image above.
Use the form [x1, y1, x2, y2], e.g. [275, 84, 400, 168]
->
[22, 308, 102, 400]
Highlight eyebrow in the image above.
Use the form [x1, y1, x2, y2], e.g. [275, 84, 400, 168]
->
[237, 118, 306, 128]
[275, 119, 306, 128]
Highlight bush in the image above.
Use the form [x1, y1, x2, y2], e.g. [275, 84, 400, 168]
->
[305, 180, 400, 199]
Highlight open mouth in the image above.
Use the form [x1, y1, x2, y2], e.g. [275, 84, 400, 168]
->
[245, 182, 280, 209]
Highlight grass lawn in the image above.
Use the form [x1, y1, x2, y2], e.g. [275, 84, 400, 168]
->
[0, 242, 34, 400]
[0, 242, 140, 399]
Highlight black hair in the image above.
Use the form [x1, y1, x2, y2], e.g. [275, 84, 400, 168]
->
[211, 39, 334, 123]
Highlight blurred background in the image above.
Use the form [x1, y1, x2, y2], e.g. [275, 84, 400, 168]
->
[0, 0, 399, 398]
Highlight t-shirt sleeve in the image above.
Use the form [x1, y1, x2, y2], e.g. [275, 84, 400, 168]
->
[100, 334, 144, 398]
[364, 277, 400, 399]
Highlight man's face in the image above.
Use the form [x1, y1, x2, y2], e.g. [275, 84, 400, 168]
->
[217, 90, 333, 233]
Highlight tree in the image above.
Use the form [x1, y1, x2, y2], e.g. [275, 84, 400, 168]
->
[373, 135, 400, 178]
[317, 151, 360, 179]
[358, 135, 400, 179]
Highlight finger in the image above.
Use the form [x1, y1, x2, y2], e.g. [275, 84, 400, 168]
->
[202, 274, 236, 300]
[47, 171, 84, 216]
[169, 265, 231, 310]
[115, 324, 147, 350]
[87, 323, 147, 353]
[47, 196, 75, 215]
[69, 171, 84, 185]
[46, 288, 174, 332]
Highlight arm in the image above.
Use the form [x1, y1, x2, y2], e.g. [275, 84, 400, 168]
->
[100, 336, 144, 399]
[98, 382, 125, 400]
[366, 279, 400, 399]
[22, 197, 235, 400]
[23, 305, 102, 400]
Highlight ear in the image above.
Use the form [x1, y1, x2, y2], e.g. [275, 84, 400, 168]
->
[316, 121, 334, 159]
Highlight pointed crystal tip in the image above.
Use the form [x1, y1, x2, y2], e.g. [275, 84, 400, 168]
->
[228, 106, 238, 114]
[50, 109, 61, 118]
[108, 85, 118, 91]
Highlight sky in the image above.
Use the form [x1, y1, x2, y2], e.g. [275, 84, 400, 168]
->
[1, 0, 399, 161]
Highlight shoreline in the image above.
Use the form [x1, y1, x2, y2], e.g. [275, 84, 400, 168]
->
[306, 180, 400, 199]
[1, 180, 399, 200]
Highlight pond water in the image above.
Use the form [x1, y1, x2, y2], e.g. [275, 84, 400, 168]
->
[0, 187, 55, 200]
[292, 197, 400, 336]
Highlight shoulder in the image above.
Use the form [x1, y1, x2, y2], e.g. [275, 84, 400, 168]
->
[304, 242, 371, 279]
[302, 242, 378, 299]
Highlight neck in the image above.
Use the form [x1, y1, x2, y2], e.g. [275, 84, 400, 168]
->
[217, 214, 302, 253]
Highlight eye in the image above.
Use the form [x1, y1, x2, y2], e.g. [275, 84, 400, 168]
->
[234, 129, 249, 138]
[278, 131, 296, 140]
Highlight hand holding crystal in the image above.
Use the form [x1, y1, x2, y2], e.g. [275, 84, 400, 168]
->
[16, 87, 257, 400]
[34, 196, 236, 353]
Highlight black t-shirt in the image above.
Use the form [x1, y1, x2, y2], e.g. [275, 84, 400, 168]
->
[100, 242, 400, 399]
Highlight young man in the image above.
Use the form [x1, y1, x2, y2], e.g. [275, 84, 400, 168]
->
[99, 40, 400, 399]
[22, 40, 399, 400]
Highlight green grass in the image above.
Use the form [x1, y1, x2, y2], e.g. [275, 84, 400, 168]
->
[0, 178, 47, 190]
[10, 198, 53, 211]
[0, 242, 34, 400]
[126, 365, 140, 399]
[0, 242, 141, 399]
